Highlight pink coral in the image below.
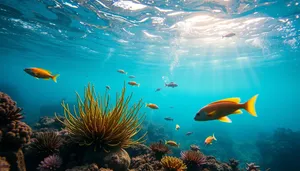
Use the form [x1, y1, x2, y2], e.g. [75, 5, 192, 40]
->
[37, 155, 62, 171]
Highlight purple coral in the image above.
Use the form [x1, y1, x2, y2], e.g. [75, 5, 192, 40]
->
[37, 155, 62, 171]
[181, 150, 206, 170]
[246, 163, 260, 171]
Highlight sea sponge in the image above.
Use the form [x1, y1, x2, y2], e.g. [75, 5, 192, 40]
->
[161, 156, 187, 171]
[2, 120, 32, 149]
[181, 150, 206, 171]
[56, 83, 146, 152]
[0, 156, 10, 171]
[37, 154, 62, 171]
[30, 132, 64, 156]
[150, 141, 171, 160]
[0, 92, 23, 125]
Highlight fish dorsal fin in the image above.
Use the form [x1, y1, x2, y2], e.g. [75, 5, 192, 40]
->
[218, 116, 232, 123]
[210, 97, 241, 105]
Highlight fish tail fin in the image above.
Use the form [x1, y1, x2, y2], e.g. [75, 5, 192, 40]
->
[165, 140, 167, 145]
[165, 83, 167, 87]
[125, 72, 128, 75]
[213, 133, 217, 141]
[244, 94, 259, 117]
[137, 84, 140, 87]
[52, 74, 60, 83]
[178, 143, 180, 148]
[145, 103, 148, 108]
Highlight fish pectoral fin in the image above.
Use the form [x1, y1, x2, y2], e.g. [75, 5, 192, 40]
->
[34, 77, 39, 79]
[218, 116, 232, 123]
[232, 109, 243, 114]
[207, 110, 216, 116]
[210, 97, 241, 105]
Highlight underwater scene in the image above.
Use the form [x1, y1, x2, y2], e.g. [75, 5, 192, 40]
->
[0, 0, 300, 171]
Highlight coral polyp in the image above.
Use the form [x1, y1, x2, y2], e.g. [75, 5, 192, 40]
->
[181, 150, 206, 171]
[150, 141, 171, 160]
[161, 156, 187, 171]
[0, 92, 24, 125]
[37, 154, 62, 171]
[30, 132, 63, 156]
[57, 83, 146, 152]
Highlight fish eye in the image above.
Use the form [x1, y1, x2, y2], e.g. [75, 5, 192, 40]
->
[196, 113, 200, 116]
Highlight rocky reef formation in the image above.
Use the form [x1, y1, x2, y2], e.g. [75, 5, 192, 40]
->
[256, 128, 300, 171]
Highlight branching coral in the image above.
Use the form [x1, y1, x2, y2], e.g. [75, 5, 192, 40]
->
[180, 150, 206, 171]
[161, 156, 187, 171]
[30, 132, 64, 156]
[0, 92, 24, 125]
[37, 154, 62, 171]
[56, 83, 146, 152]
[150, 141, 171, 160]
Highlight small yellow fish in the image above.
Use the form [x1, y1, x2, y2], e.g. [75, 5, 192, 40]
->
[24, 67, 59, 83]
[117, 69, 127, 74]
[145, 103, 159, 109]
[165, 140, 180, 147]
[175, 124, 180, 131]
[128, 81, 140, 87]
[204, 133, 217, 145]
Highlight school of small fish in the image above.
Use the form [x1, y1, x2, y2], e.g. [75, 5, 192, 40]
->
[23, 60, 259, 150]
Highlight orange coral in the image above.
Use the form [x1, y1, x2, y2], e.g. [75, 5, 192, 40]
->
[161, 156, 187, 171]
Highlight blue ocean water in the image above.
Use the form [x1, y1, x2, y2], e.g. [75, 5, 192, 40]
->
[1, 0, 300, 170]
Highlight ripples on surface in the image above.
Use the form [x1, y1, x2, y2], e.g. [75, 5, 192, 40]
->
[0, 0, 299, 71]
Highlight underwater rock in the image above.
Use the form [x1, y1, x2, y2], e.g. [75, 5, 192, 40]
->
[126, 144, 151, 158]
[203, 156, 232, 171]
[83, 148, 130, 171]
[34, 116, 64, 131]
[130, 153, 163, 171]
[65, 163, 100, 171]
[0, 148, 26, 171]
[228, 159, 240, 171]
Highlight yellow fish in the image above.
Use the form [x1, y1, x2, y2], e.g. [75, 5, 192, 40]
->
[145, 103, 159, 109]
[24, 67, 59, 83]
[204, 133, 217, 145]
[194, 95, 258, 123]
[175, 124, 180, 131]
[165, 140, 180, 147]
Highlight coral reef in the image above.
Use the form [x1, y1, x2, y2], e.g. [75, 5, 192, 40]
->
[65, 163, 100, 171]
[246, 163, 260, 171]
[34, 116, 64, 131]
[180, 150, 206, 171]
[30, 132, 64, 157]
[130, 153, 163, 170]
[228, 159, 239, 171]
[0, 92, 24, 124]
[190, 145, 200, 152]
[0, 156, 10, 171]
[161, 156, 187, 171]
[202, 156, 232, 171]
[126, 144, 151, 158]
[56, 83, 146, 152]
[150, 141, 171, 160]
[37, 154, 63, 171]
[256, 128, 300, 171]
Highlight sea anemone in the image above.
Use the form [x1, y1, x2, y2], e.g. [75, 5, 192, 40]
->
[180, 150, 206, 171]
[150, 141, 171, 160]
[0, 92, 24, 125]
[161, 156, 187, 171]
[0, 156, 10, 171]
[37, 154, 62, 171]
[56, 83, 146, 152]
[30, 132, 64, 156]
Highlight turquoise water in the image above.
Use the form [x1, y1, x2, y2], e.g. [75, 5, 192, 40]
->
[1, 0, 300, 169]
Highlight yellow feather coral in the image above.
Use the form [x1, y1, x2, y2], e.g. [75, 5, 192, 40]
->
[56, 83, 146, 152]
[161, 156, 187, 171]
